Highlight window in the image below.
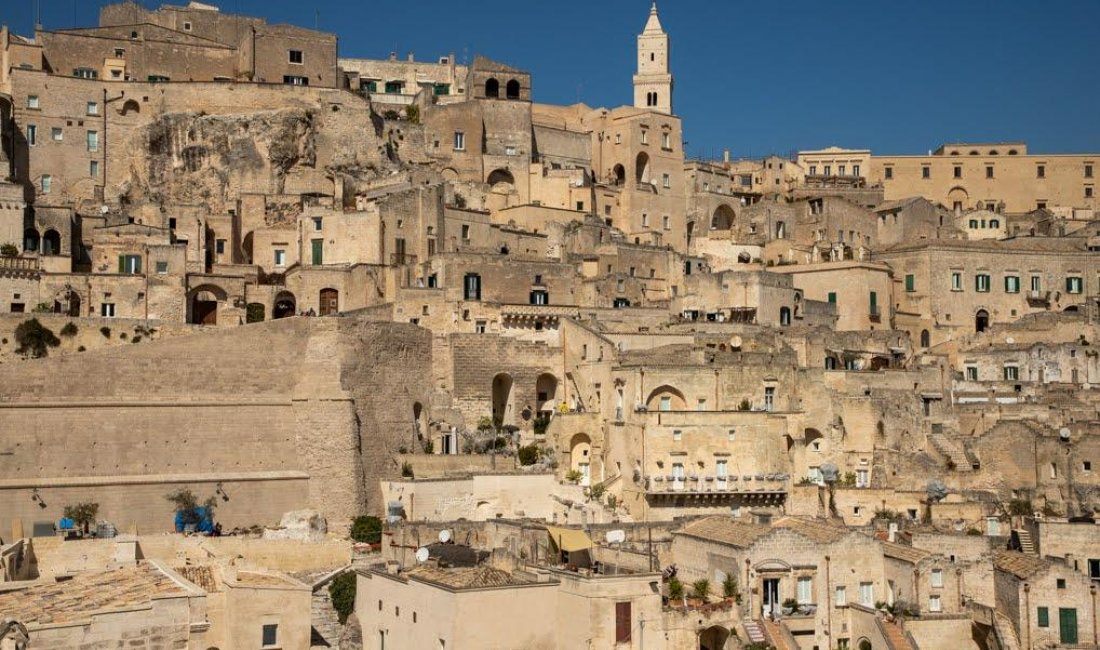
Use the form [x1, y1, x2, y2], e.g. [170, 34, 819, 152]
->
[89, 160, 99, 177]
[1083, 461, 1091, 473]
[114, 47, 125, 57]
[52, 127, 63, 142]
[1005, 275, 1020, 293]
[839, 165, 846, 176]
[859, 583, 874, 607]
[672, 429, 682, 441]
[809, 165, 817, 176]
[86, 130, 99, 152]
[1031, 275, 1042, 292]
[835, 586, 847, 606]
[26, 124, 37, 146]
[262, 623, 278, 647]
[288, 49, 304, 64]
[100, 303, 116, 317]
[73, 67, 98, 79]
[529, 290, 548, 305]
[827, 292, 837, 304]
[966, 367, 978, 381]
[454, 131, 465, 151]
[283, 75, 308, 86]
[1087, 187, 1094, 199]
[856, 469, 869, 488]
[155, 261, 168, 274]
[215, 239, 226, 255]
[929, 595, 942, 612]
[1087, 164, 1094, 178]
[148, 75, 170, 83]
[641, 214, 648, 228]
[954, 166, 962, 179]
[663, 215, 670, 230]
[118, 254, 142, 274]
[433, 83, 450, 96]
[461, 224, 470, 240]
[662, 173, 670, 188]
[797, 577, 813, 604]
[659, 396, 672, 412]
[640, 130, 648, 145]
[463, 274, 481, 300]
[507, 146, 518, 156]
[475, 320, 486, 334]
[1056, 578, 1066, 589]
[87, 101, 99, 115]
[975, 274, 991, 293]
[1003, 366, 1019, 381]
[27, 95, 39, 109]
[615, 602, 632, 643]
[951, 272, 962, 291]
[662, 132, 671, 149]
[764, 386, 775, 412]
[1037, 165, 1046, 178]
[853, 164, 860, 176]
[884, 167, 893, 180]
[931, 569, 943, 588]
[1067, 276, 1083, 294]
[312, 217, 322, 231]
[986, 165, 994, 178]
[40, 175, 51, 194]
[922, 167, 930, 179]
[905, 274, 915, 292]
[183, 21, 192, 31]
[1088, 558, 1099, 580]
[274, 249, 286, 267]
[1038, 607, 1049, 628]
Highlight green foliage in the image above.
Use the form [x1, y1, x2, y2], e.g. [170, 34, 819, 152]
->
[63, 502, 99, 529]
[533, 413, 551, 435]
[966, 528, 983, 536]
[382, 109, 400, 120]
[32, 302, 52, 313]
[400, 461, 414, 478]
[131, 336, 142, 343]
[517, 444, 540, 466]
[606, 494, 618, 509]
[246, 303, 265, 323]
[328, 571, 356, 624]
[60, 322, 78, 337]
[350, 515, 383, 544]
[565, 469, 582, 483]
[100, 326, 111, 338]
[737, 398, 751, 411]
[838, 472, 857, 487]
[119, 332, 128, 340]
[477, 416, 494, 431]
[405, 104, 420, 124]
[587, 483, 606, 500]
[667, 577, 684, 600]
[783, 598, 800, 610]
[422, 439, 434, 454]
[165, 488, 216, 526]
[1008, 498, 1033, 516]
[873, 508, 901, 521]
[796, 477, 818, 487]
[692, 578, 710, 599]
[0, 243, 18, 257]
[722, 573, 739, 599]
[453, 194, 467, 209]
[15, 318, 60, 358]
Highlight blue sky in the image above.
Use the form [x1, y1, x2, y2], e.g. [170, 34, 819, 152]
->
[6, 1, 1100, 159]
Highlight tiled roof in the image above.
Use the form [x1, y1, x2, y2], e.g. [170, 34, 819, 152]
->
[678, 517, 769, 547]
[993, 551, 1050, 579]
[406, 565, 526, 590]
[175, 565, 221, 593]
[772, 517, 851, 544]
[882, 542, 931, 564]
[235, 571, 302, 588]
[0, 563, 191, 626]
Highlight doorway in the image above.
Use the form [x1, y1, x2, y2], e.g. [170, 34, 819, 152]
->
[975, 309, 989, 333]
[319, 288, 339, 316]
[762, 578, 780, 619]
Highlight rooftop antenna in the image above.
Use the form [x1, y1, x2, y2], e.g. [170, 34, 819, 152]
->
[314, 8, 319, 31]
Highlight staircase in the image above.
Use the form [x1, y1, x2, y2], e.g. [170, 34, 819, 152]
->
[880, 618, 918, 650]
[760, 618, 795, 650]
[929, 433, 973, 471]
[992, 611, 1023, 650]
[742, 618, 767, 646]
[1013, 528, 1036, 555]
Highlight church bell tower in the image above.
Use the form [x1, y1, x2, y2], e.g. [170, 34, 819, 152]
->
[633, 2, 673, 114]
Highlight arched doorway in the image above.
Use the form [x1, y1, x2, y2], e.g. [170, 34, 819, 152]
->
[635, 152, 651, 185]
[858, 639, 873, 650]
[947, 186, 969, 215]
[536, 373, 559, 414]
[975, 309, 989, 333]
[780, 306, 792, 326]
[569, 433, 592, 486]
[487, 168, 515, 191]
[42, 229, 61, 255]
[920, 329, 930, 347]
[698, 625, 731, 650]
[645, 385, 685, 411]
[491, 373, 514, 428]
[273, 291, 296, 319]
[188, 285, 226, 325]
[319, 288, 339, 316]
[505, 79, 520, 99]
[712, 204, 735, 230]
[612, 164, 625, 186]
[485, 78, 500, 98]
[23, 228, 39, 252]
[413, 402, 426, 443]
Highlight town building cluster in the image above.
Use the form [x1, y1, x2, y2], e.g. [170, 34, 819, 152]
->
[0, 2, 1097, 649]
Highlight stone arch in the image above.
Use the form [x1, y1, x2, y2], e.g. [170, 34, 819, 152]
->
[569, 432, 592, 485]
[42, 229, 61, 255]
[975, 309, 990, 333]
[187, 284, 228, 325]
[120, 99, 140, 115]
[635, 152, 651, 184]
[487, 168, 515, 190]
[441, 168, 459, 182]
[485, 78, 500, 98]
[23, 228, 39, 252]
[536, 373, 559, 414]
[273, 291, 296, 319]
[858, 639, 873, 650]
[612, 164, 626, 186]
[319, 287, 339, 316]
[698, 625, 731, 650]
[646, 384, 686, 411]
[505, 79, 520, 99]
[805, 428, 824, 446]
[491, 373, 515, 428]
[712, 204, 735, 230]
[920, 329, 930, 348]
[947, 186, 969, 213]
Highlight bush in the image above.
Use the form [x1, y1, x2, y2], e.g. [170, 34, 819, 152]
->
[517, 444, 540, 466]
[350, 515, 383, 544]
[60, 322, 78, 337]
[668, 577, 684, 600]
[328, 571, 356, 623]
[77, 345, 86, 352]
[400, 461, 414, 478]
[722, 573, 739, 599]
[422, 439, 434, 454]
[132, 336, 142, 343]
[32, 302, 52, 313]
[119, 332, 128, 340]
[533, 414, 551, 435]
[587, 483, 606, 500]
[477, 416, 494, 431]
[692, 579, 710, 599]
[966, 528, 983, 536]
[1008, 498, 1033, 516]
[565, 469, 582, 483]
[737, 399, 751, 411]
[405, 104, 420, 124]
[246, 303, 265, 323]
[0, 243, 18, 257]
[100, 326, 111, 338]
[63, 502, 99, 531]
[382, 109, 400, 120]
[15, 319, 61, 358]
[165, 488, 216, 526]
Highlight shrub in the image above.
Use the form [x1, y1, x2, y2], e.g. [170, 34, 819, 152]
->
[587, 483, 606, 500]
[405, 104, 420, 124]
[382, 109, 400, 120]
[422, 439, 434, 454]
[565, 469, 582, 483]
[783, 598, 800, 610]
[517, 444, 540, 466]
[60, 322, 78, 337]
[100, 326, 111, 338]
[328, 571, 356, 623]
[32, 302, 52, 313]
[692, 579, 710, 599]
[350, 515, 383, 544]
[77, 345, 86, 352]
[1008, 498, 1033, 516]
[246, 303, 265, 323]
[667, 578, 684, 600]
[165, 488, 216, 527]
[453, 194, 467, 209]
[722, 573, 738, 599]
[477, 416, 494, 431]
[400, 461, 414, 478]
[15, 319, 60, 358]
[119, 332, 128, 340]
[606, 494, 618, 509]
[63, 502, 99, 531]
[0, 243, 18, 257]
[131, 336, 142, 343]
[966, 528, 982, 536]
[737, 398, 751, 411]
[533, 414, 551, 435]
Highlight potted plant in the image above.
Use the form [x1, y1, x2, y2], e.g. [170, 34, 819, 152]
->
[782, 598, 799, 616]
[668, 577, 685, 605]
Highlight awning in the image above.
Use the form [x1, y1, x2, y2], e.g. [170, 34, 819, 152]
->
[544, 526, 593, 552]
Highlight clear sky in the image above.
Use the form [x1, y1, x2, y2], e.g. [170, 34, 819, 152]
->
[6, 0, 1100, 160]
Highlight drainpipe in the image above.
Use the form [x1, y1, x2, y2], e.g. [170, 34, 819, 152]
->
[1023, 583, 1031, 650]
[1092, 585, 1097, 646]
[825, 555, 833, 643]
[745, 558, 752, 618]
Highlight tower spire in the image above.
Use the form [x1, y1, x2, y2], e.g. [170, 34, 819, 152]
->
[633, 2, 673, 114]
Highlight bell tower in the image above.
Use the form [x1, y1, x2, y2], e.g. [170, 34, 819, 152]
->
[633, 2, 673, 114]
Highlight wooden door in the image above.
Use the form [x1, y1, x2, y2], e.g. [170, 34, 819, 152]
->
[319, 288, 338, 316]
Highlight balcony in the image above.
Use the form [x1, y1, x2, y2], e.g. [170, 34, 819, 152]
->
[0, 256, 41, 278]
[869, 306, 882, 323]
[646, 474, 789, 504]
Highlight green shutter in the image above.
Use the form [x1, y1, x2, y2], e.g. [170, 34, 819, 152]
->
[1059, 608, 1078, 644]
[118, 255, 125, 273]
[905, 274, 915, 292]
[827, 292, 837, 304]
[311, 239, 323, 265]
[869, 291, 877, 309]
[1038, 607, 1049, 628]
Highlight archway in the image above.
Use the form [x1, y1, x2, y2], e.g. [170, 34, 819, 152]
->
[858, 640, 873, 650]
[42, 229, 61, 255]
[920, 329, 930, 347]
[536, 373, 559, 414]
[120, 99, 140, 115]
[804, 428, 824, 449]
[712, 204, 735, 230]
[569, 433, 592, 486]
[319, 288, 339, 316]
[485, 78, 500, 98]
[947, 186, 969, 214]
[612, 164, 626, 186]
[698, 625, 731, 650]
[491, 373, 514, 428]
[273, 291, 296, 319]
[635, 152, 651, 185]
[487, 168, 515, 190]
[975, 309, 989, 333]
[23, 228, 39, 252]
[441, 168, 459, 182]
[188, 285, 227, 325]
[780, 306, 791, 326]
[645, 385, 686, 411]
[505, 79, 520, 99]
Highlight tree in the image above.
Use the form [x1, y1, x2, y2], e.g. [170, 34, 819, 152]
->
[63, 502, 99, 533]
[14, 319, 60, 358]
[60, 322, 78, 337]
[328, 571, 356, 623]
[405, 104, 420, 124]
[667, 577, 684, 601]
[517, 444, 540, 466]
[350, 515, 383, 544]
[165, 488, 216, 528]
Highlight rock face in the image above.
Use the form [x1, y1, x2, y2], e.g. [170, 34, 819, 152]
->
[263, 509, 328, 542]
[337, 613, 364, 650]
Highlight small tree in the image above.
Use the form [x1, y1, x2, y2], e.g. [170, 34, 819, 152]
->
[722, 573, 739, 600]
[565, 469, 582, 483]
[166, 488, 216, 528]
[405, 104, 420, 124]
[15, 318, 61, 358]
[737, 398, 751, 411]
[400, 461, 415, 478]
[517, 444, 540, 466]
[350, 515, 383, 544]
[60, 322, 78, 337]
[246, 303, 265, 323]
[328, 571, 356, 623]
[63, 502, 99, 533]
[692, 578, 711, 600]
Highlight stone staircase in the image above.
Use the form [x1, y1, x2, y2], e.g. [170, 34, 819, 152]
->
[760, 618, 795, 650]
[992, 610, 1023, 650]
[742, 618, 767, 646]
[1013, 528, 1036, 555]
[880, 618, 918, 650]
[928, 432, 973, 471]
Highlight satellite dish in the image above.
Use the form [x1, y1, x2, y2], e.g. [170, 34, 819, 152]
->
[1059, 427, 1071, 441]
[439, 529, 452, 544]
[415, 547, 430, 563]
[605, 530, 626, 544]
[100, 205, 109, 214]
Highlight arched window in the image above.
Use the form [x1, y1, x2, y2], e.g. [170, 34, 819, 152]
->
[975, 309, 990, 333]
[779, 307, 792, 326]
[23, 228, 40, 252]
[505, 79, 520, 99]
[920, 330, 930, 348]
[635, 152, 651, 185]
[990, 219, 1000, 229]
[485, 78, 500, 98]
[42, 229, 61, 255]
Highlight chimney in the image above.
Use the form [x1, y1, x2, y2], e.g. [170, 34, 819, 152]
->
[888, 522, 898, 543]
[723, 150, 730, 163]
[389, 51, 397, 61]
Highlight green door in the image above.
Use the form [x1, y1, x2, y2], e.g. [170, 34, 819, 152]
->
[1059, 607, 1078, 644]
[311, 238, 323, 265]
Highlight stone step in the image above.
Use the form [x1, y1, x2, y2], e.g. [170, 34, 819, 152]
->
[928, 433, 974, 471]
[742, 618, 766, 644]
[881, 619, 917, 650]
